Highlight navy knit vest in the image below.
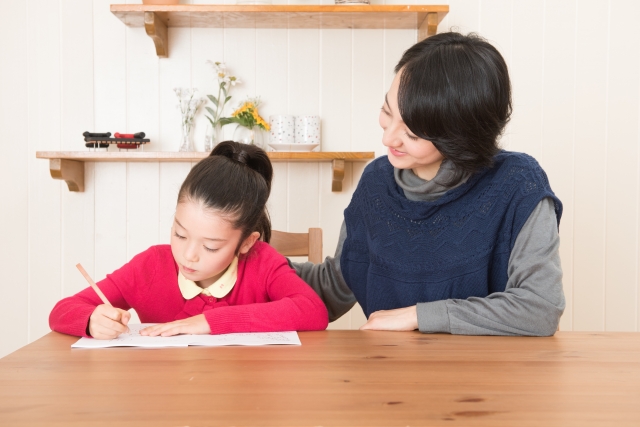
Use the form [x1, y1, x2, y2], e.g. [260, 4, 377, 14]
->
[341, 151, 562, 318]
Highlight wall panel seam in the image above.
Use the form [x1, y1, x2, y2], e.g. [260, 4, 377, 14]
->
[603, 0, 611, 330]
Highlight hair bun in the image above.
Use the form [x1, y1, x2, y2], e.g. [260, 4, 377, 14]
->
[210, 140, 273, 193]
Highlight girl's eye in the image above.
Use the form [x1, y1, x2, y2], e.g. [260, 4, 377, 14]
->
[174, 231, 186, 240]
[380, 106, 391, 116]
[204, 246, 219, 253]
[405, 132, 419, 141]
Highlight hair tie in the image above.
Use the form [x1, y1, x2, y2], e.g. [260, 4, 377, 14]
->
[230, 151, 250, 166]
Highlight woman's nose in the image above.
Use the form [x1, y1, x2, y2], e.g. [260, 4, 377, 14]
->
[382, 123, 402, 148]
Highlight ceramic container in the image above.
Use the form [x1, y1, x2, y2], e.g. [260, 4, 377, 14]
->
[269, 115, 296, 145]
[295, 115, 321, 145]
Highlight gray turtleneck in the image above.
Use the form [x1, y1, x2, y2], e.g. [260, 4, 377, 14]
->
[290, 160, 565, 336]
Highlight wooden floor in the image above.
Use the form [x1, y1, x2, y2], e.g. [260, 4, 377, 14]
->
[1, 330, 639, 426]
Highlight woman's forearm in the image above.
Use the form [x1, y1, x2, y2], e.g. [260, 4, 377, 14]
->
[417, 198, 565, 336]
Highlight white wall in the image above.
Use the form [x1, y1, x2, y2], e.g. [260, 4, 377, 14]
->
[1, 0, 639, 357]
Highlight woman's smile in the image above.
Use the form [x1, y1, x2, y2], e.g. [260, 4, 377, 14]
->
[388, 147, 407, 157]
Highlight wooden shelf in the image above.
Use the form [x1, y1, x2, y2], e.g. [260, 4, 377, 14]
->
[111, 4, 449, 57]
[36, 151, 374, 193]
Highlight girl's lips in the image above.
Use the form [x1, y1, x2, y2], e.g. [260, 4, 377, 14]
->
[181, 265, 197, 274]
[389, 147, 407, 157]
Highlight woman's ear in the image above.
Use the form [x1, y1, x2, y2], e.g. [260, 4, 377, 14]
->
[238, 231, 261, 255]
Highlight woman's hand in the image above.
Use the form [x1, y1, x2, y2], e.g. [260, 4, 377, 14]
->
[88, 305, 131, 339]
[140, 314, 211, 337]
[360, 305, 419, 331]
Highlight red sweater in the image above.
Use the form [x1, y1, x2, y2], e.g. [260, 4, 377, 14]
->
[49, 241, 328, 337]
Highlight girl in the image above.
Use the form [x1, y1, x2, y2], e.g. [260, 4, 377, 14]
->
[50, 141, 329, 339]
[293, 32, 565, 336]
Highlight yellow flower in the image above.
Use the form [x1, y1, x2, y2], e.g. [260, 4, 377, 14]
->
[232, 101, 256, 117]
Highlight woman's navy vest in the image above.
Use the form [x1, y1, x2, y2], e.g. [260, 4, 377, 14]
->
[341, 151, 562, 318]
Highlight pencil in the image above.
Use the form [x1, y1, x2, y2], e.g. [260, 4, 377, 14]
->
[75, 263, 112, 307]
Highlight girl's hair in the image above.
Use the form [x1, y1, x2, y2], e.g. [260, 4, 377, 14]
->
[395, 31, 512, 185]
[177, 141, 273, 248]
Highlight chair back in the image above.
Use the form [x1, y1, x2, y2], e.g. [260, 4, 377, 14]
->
[270, 228, 323, 264]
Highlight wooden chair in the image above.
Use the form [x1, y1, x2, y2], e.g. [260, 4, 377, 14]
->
[270, 228, 323, 264]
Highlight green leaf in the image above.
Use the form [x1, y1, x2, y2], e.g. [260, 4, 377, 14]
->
[218, 117, 235, 126]
[225, 96, 232, 104]
[207, 95, 219, 106]
[205, 107, 216, 117]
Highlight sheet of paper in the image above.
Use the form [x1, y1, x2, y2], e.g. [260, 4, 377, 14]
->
[187, 331, 301, 347]
[71, 324, 192, 348]
[71, 324, 301, 348]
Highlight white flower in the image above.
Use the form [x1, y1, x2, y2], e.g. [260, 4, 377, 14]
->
[175, 87, 206, 134]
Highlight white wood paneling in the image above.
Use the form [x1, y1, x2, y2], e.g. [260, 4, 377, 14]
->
[7, 0, 640, 358]
[0, 0, 29, 358]
[320, 29, 352, 153]
[540, 0, 577, 331]
[269, 163, 289, 232]
[572, 0, 608, 331]
[509, 1, 544, 159]
[63, 164, 96, 297]
[191, 28, 225, 150]
[353, 30, 384, 155]
[61, 0, 96, 301]
[26, 0, 62, 343]
[94, 162, 127, 280]
[288, 29, 320, 116]
[256, 28, 288, 148]
[159, 28, 192, 152]
[159, 163, 192, 244]
[447, 0, 480, 34]
[479, 0, 512, 147]
[605, 0, 640, 331]
[93, 0, 126, 135]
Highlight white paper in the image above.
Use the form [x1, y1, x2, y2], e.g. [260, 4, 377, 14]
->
[71, 324, 301, 348]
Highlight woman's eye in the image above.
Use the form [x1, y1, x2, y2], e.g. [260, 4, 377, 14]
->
[174, 232, 186, 240]
[380, 107, 391, 116]
[204, 246, 219, 253]
[405, 132, 419, 141]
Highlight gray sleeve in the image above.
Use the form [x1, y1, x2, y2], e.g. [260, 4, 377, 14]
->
[289, 221, 357, 322]
[416, 197, 565, 336]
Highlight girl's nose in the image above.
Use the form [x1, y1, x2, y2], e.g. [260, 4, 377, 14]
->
[183, 245, 199, 263]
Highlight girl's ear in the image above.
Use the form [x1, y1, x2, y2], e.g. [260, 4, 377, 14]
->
[238, 231, 261, 255]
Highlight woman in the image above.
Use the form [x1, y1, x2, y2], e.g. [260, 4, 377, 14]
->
[292, 32, 564, 336]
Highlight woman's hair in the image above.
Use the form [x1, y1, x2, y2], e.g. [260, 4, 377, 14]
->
[395, 31, 512, 185]
[177, 141, 273, 248]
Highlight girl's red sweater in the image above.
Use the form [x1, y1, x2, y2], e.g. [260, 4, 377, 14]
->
[49, 241, 328, 337]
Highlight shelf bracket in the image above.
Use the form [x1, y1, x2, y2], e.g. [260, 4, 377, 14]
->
[418, 12, 439, 41]
[332, 159, 345, 192]
[144, 12, 168, 58]
[49, 159, 84, 192]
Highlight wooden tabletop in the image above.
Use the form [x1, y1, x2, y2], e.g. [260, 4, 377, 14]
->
[1, 330, 639, 426]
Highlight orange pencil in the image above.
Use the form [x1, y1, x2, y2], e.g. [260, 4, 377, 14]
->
[75, 263, 112, 306]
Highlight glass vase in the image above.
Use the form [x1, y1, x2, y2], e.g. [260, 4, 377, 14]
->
[212, 123, 224, 148]
[179, 123, 195, 152]
[204, 123, 225, 153]
[233, 125, 265, 149]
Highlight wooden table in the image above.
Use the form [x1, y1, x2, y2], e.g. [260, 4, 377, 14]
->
[1, 331, 639, 426]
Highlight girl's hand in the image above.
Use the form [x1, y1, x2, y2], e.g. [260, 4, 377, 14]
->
[88, 305, 131, 339]
[360, 305, 418, 331]
[140, 314, 211, 337]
